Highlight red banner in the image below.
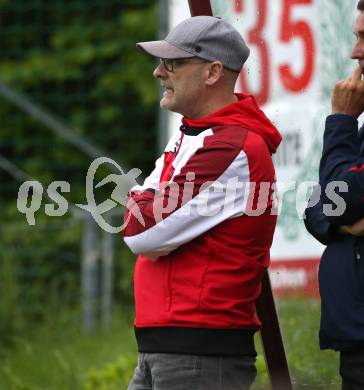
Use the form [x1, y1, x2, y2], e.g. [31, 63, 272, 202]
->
[269, 258, 320, 298]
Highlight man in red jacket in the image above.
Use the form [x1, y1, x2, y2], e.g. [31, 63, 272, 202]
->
[123, 16, 281, 390]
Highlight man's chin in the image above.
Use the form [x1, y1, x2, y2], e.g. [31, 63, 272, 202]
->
[160, 98, 174, 111]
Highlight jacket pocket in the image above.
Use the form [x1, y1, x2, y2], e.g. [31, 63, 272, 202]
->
[167, 238, 211, 312]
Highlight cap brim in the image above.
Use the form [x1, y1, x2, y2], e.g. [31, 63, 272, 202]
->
[136, 40, 195, 59]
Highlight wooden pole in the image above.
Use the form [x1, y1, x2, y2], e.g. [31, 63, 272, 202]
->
[187, 0, 212, 16]
[186, 1, 293, 389]
[256, 272, 293, 390]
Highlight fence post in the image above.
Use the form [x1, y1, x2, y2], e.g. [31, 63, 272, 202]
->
[81, 214, 100, 331]
[101, 216, 114, 330]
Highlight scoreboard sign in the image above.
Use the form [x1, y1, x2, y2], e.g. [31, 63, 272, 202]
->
[167, 0, 358, 296]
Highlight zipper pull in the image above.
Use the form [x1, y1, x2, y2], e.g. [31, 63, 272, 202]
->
[173, 132, 184, 156]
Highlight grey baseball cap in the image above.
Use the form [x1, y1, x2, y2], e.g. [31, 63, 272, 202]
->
[136, 16, 250, 72]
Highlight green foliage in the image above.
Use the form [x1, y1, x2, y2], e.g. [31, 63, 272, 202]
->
[0, 254, 21, 345]
[0, 216, 82, 343]
[84, 355, 136, 390]
[0, 309, 136, 390]
[0, 0, 158, 344]
[0, 1, 158, 195]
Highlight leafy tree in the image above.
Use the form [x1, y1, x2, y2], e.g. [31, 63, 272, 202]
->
[0, 0, 159, 339]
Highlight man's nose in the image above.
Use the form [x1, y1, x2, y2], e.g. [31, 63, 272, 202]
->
[153, 62, 167, 79]
[351, 41, 364, 59]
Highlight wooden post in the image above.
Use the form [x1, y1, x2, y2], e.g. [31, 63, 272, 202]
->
[186, 1, 293, 389]
[256, 272, 293, 390]
[187, 0, 212, 15]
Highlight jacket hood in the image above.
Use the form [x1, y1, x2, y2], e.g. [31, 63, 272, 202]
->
[182, 93, 282, 154]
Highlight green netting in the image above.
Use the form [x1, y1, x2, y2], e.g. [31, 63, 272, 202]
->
[0, 0, 158, 336]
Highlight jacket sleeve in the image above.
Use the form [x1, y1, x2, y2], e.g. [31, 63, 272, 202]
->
[319, 114, 364, 225]
[122, 141, 257, 260]
[304, 186, 339, 245]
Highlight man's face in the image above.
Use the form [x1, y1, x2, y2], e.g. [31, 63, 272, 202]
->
[352, 11, 364, 72]
[153, 58, 209, 118]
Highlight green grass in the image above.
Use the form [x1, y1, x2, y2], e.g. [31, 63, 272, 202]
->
[0, 299, 341, 390]
[253, 299, 341, 390]
[0, 309, 137, 390]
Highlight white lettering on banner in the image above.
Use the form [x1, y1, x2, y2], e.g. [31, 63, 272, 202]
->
[269, 267, 308, 289]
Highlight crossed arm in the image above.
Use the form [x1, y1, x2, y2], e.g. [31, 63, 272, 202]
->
[339, 218, 364, 236]
[305, 67, 364, 241]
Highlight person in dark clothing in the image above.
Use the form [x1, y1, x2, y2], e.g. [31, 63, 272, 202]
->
[305, 1, 364, 388]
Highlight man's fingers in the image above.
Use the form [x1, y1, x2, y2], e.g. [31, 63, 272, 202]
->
[350, 66, 363, 82]
[337, 67, 362, 85]
[334, 79, 345, 89]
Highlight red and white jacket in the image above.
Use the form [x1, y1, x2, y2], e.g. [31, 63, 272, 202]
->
[123, 94, 281, 356]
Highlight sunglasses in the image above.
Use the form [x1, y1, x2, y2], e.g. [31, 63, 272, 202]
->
[160, 58, 209, 72]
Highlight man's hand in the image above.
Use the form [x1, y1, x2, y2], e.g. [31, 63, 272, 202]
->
[339, 217, 364, 236]
[332, 66, 364, 118]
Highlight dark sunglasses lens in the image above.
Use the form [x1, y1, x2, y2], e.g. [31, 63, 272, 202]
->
[161, 59, 173, 72]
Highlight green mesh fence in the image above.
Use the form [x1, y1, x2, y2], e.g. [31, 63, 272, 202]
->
[0, 0, 158, 337]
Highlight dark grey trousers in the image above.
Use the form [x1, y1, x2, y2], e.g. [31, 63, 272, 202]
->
[340, 349, 364, 390]
[127, 353, 257, 390]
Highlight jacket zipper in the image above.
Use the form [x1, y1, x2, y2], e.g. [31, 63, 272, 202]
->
[354, 238, 361, 261]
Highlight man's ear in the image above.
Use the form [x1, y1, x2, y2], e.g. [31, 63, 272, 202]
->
[205, 61, 224, 86]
